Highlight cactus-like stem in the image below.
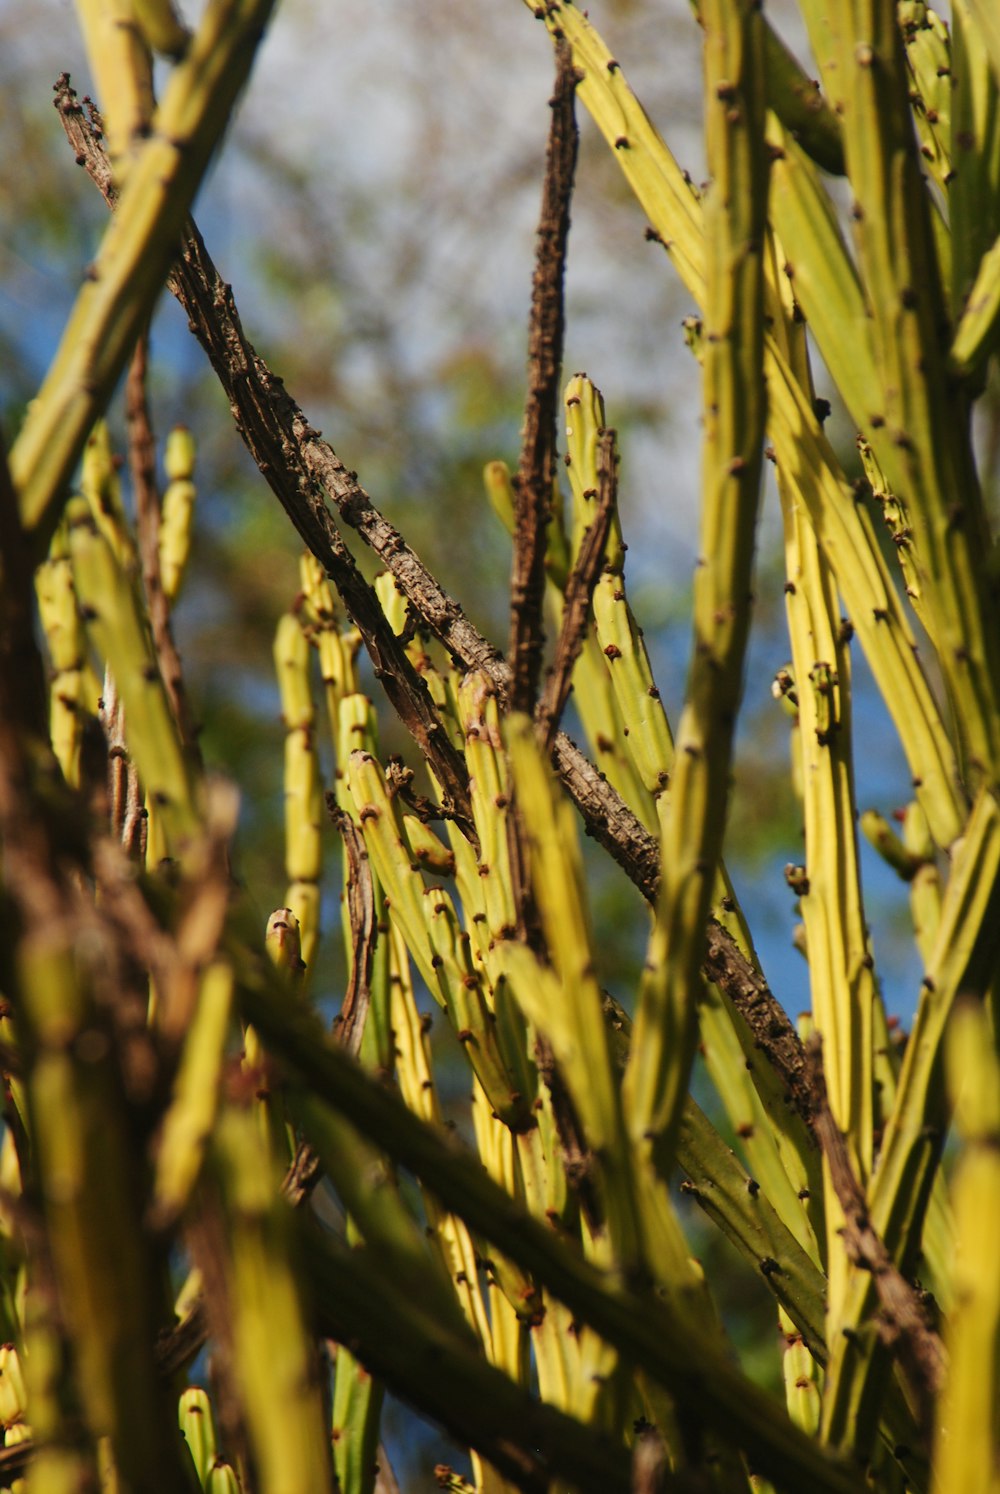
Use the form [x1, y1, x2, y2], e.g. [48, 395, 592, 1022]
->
[13, 0, 278, 552]
[160, 426, 197, 606]
[209, 1104, 334, 1494]
[524, 2, 704, 299]
[531, 0, 966, 852]
[949, 2, 1000, 328]
[73, 0, 154, 184]
[472, 1093, 545, 1337]
[132, 0, 191, 59]
[0, 1343, 28, 1436]
[69, 504, 201, 863]
[234, 953, 858, 1494]
[767, 124, 881, 435]
[856, 436, 928, 632]
[900, 802, 943, 966]
[829, 0, 1000, 784]
[779, 486, 876, 1201]
[860, 808, 925, 883]
[458, 674, 519, 951]
[947, 0, 1000, 382]
[178, 1385, 218, 1489]
[504, 715, 644, 1281]
[623, 0, 769, 1173]
[34, 513, 99, 788]
[20, 1254, 100, 1494]
[301, 1222, 635, 1494]
[563, 377, 674, 805]
[781, 1314, 822, 1443]
[678, 1099, 827, 1358]
[331, 1345, 384, 1494]
[931, 998, 1000, 1494]
[334, 693, 395, 1072]
[697, 978, 823, 1261]
[760, 19, 844, 176]
[809, 1035, 947, 1449]
[150, 961, 234, 1230]
[766, 356, 965, 850]
[901, 5, 954, 203]
[964, 0, 1000, 79]
[8, 912, 192, 1487]
[821, 786, 1000, 1454]
[346, 751, 530, 1130]
[387, 925, 497, 1351]
[302, 550, 360, 745]
[485, 456, 652, 822]
[205, 1463, 240, 1494]
[274, 611, 323, 972]
[455, 678, 538, 1114]
[291, 1091, 472, 1343]
[563, 374, 819, 1239]
[874, 795, 1000, 1248]
[950, 236, 1000, 380]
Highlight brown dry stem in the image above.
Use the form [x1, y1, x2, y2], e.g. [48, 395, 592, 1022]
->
[535, 427, 616, 750]
[327, 797, 376, 1059]
[509, 38, 579, 713]
[804, 1034, 945, 1436]
[54, 72, 806, 1125]
[126, 333, 201, 760]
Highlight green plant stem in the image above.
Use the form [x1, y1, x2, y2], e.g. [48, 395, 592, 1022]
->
[301, 1224, 633, 1494]
[231, 941, 858, 1494]
[830, 0, 1000, 784]
[821, 787, 1000, 1457]
[623, 0, 769, 1171]
[525, 0, 966, 852]
[12, 0, 277, 554]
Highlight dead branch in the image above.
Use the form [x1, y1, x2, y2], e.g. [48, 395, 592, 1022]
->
[327, 797, 376, 1059]
[54, 74, 806, 1119]
[509, 38, 579, 713]
[125, 333, 201, 759]
[804, 1035, 945, 1437]
[54, 79, 476, 844]
[535, 427, 616, 750]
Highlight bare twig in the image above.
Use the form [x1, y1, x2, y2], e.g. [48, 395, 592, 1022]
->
[702, 921, 813, 1125]
[54, 75, 805, 1113]
[282, 1138, 323, 1208]
[125, 333, 201, 759]
[804, 1035, 945, 1436]
[535, 428, 616, 750]
[509, 39, 579, 713]
[385, 757, 457, 839]
[506, 49, 587, 1186]
[54, 78, 476, 844]
[0, 1438, 32, 1483]
[516, 434, 616, 1231]
[99, 670, 145, 856]
[154, 1296, 209, 1377]
[327, 798, 376, 1058]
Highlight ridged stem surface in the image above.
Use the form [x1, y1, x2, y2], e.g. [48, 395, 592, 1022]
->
[623, 0, 769, 1168]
